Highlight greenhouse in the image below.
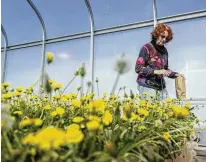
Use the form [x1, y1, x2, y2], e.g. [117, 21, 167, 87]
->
[1, 0, 206, 162]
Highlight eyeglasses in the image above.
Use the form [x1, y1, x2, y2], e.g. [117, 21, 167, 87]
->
[160, 35, 167, 39]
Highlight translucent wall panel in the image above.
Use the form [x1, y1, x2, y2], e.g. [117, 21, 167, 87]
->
[90, 0, 153, 29]
[5, 46, 41, 88]
[94, 27, 153, 96]
[45, 38, 90, 93]
[163, 18, 206, 99]
[32, 0, 90, 38]
[156, 0, 206, 17]
[1, 52, 5, 79]
[1, 33, 4, 47]
[2, 0, 41, 45]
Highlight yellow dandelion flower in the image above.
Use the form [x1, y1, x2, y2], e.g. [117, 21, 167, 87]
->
[2, 93, 13, 99]
[67, 124, 80, 131]
[71, 99, 81, 107]
[19, 119, 33, 128]
[46, 52, 54, 64]
[88, 115, 101, 122]
[56, 107, 65, 115]
[163, 132, 170, 141]
[2, 82, 10, 88]
[13, 111, 23, 115]
[130, 113, 141, 121]
[61, 97, 68, 102]
[86, 120, 100, 131]
[102, 111, 113, 126]
[44, 105, 51, 110]
[73, 116, 84, 123]
[22, 133, 37, 145]
[138, 108, 149, 116]
[48, 80, 55, 84]
[16, 87, 23, 92]
[14, 91, 21, 97]
[185, 101, 192, 109]
[50, 111, 57, 117]
[138, 125, 147, 131]
[51, 83, 62, 91]
[139, 100, 147, 106]
[172, 106, 189, 117]
[88, 99, 105, 113]
[65, 128, 84, 143]
[35, 127, 65, 150]
[165, 97, 172, 103]
[53, 95, 61, 100]
[34, 118, 43, 126]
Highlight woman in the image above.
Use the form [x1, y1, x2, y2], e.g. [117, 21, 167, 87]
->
[135, 24, 183, 100]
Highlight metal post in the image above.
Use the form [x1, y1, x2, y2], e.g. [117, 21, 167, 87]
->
[1, 25, 8, 83]
[84, 0, 95, 93]
[26, 0, 47, 88]
[152, 0, 158, 28]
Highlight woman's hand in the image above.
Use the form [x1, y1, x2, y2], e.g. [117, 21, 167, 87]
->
[175, 73, 185, 78]
[154, 69, 170, 76]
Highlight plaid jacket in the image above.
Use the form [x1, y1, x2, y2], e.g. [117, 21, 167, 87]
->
[135, 42, 178, 90]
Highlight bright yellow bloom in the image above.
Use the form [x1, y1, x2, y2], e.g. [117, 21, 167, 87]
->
[19, 118, 42, 128]
[65, 128, 84, 143]
[73, 116, 84, 123]
[185, 101, 192, 109]
[102, 111, 113, 126]
[46, 52, 54, 64]
[53, 95, 61, 100]
[71, 99, 81, 107]
[2, 93, 13, 99]
[130, 113, 141, 121]
[34, 118, 43, 126]
[138, 125, 147, 131]
[14, 91, 21, 97]
[88, 99, 105, 113]
[67, 124, 80, 131]
[13, 111, 23, 115]
[19, 119, 33, 128]
[61, 97, 68, 102]
[139, 100, 147, 106]
[22, 133, 37, 145]
[16, 87, 23, 92]
[35, 127, 65, 150]
[44, 105, 51, 110]
[48, 80, 55, 84]
[88, 115, 101, 122]
[138, 108, 149, 116]
[50, 111, 57, 117]
[165, 98, 172, 103]
[163, 132, 170, 141]
[51, 83, 62, 91]
[86, 120, 100, 131]
[143, 92, 148, 95]
[172, 106, 189, 117]
[1, 82, 10, 88]
[55, 107, 65, 115]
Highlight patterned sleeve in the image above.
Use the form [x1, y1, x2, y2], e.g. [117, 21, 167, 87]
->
[135, 46, 154, 76]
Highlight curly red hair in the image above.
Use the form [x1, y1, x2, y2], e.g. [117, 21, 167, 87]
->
[151, 24, 173, 43]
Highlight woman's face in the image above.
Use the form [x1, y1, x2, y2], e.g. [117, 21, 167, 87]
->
[156, 30, 168, 46]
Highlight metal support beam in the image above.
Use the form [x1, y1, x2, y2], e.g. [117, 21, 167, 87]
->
[152, 0, 158, 28]
[84, 0, 95, 93]
[26, 0, 47, 87]
[1, 25, 8, 83]
[2, 9, 206, 52]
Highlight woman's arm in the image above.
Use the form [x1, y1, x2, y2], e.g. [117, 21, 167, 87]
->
[135, 46, 154, 76]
